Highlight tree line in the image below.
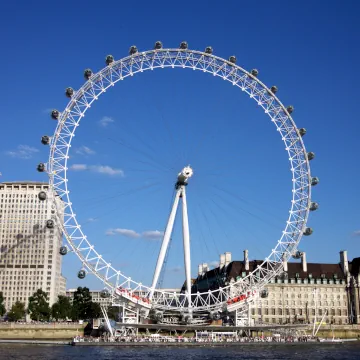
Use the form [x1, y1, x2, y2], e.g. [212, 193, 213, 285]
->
[0, 287, 102, 322]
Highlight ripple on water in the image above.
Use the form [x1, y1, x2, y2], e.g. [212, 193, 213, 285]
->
[0, 343, 360, 360]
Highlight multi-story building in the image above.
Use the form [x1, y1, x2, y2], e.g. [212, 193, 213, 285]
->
[66, 289, 113, 307]
[59, 275, 67, 297]
[0, 181, 65, 310]
[192, 250, 360, 325]
[66, 288, 180, 307]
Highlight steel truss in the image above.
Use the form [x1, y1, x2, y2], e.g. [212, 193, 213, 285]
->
[45, 47, 314, 315]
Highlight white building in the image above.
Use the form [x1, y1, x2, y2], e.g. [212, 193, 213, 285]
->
[59, 275, 67, 297]
[66, 288, 112, 307]
[0, 181, 65, 310]
[66, 287, 180, 307]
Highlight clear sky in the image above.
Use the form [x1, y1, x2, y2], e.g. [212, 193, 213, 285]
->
[0, 0, 359, 290]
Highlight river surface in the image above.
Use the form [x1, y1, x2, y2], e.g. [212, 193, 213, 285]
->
[0, 343, 360, 359]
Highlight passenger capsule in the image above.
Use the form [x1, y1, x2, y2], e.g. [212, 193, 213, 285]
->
[303, 227, 313, 236]
[38, 191, 47, 201]
[311, 177, 319, 186]
[270, 86, 278, 94]
[182, 313, 192, 324]
[100, 289, 110, 298]
[298, 128, 307, 137]
[78, 270, 86, 279]
[59, 246, 68, 255]
[179, 41, 188, 49]
[129, 46, 138, 55]
[154, 311, 163, 321]
[41, 135, 50, 145]
[260, 289, 269, 298]
[65, 87, 74, 98]
[251, 69, 259, 77]
[154, 41, 163, 50]
[307, 152, 315, 161]
[51, 109, 60, 120]
[287, 105, 294, 114]
[209, 311, 221, 320]
[293, 250, 303, 259]
[105, 55, 114, 65]
[84, 68, 92, 80]
[229, 56, 237, 64]
[37, 163, 46, 172]
[310, 202, 319, 211]
[205, 46, 213, 54]
[46, 219, 54, 229]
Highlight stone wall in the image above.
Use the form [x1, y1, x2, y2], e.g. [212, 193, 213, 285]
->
[310, 324, 360, 339]
[0, 323, 86, 339]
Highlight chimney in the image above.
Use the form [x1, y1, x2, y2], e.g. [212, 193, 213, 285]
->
[340, 250, 349, 276]
[220, 254, 226, 269]
[244, 249, 249, 271]
[202, 263, 208, 273]
[301, 252, 307, 273]
[198, 264, 203, 276]
[283, 260, 288, 272]
[225, 252, 232, 266]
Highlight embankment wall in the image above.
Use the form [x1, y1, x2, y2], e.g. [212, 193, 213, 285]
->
[0, 323, 86, 339]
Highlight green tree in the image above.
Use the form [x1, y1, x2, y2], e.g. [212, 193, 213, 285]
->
[0, 292, 6, 317]
[71, 287, 102, 321]
[51, 295, 72, 321]
[7, 301, 26, 322]
[28, 289, 50, 321]
[107, 306, 119, 321]
[89, 301, 102, 319]
[71, 287, 92, 321]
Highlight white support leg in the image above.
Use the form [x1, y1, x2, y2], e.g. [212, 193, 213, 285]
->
[150, 188, 182, 299]
[181, 186, 192, 308]
[101, 305, 113, 337]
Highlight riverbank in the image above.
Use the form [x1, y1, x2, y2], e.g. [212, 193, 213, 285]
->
[0, 339, 71, 345]
[0, 323, 86, 339]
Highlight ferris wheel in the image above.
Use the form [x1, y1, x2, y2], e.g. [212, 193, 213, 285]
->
[37, 41, 319, 321]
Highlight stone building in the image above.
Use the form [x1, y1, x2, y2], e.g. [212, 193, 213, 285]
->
[0, 181, 65, 310]
[192, 250, 359, 325]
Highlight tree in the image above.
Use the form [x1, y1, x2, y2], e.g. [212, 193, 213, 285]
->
[0, 292, 6, 317]
[107, 306, 120, 321]
[7, 301, 26, 322]
[28, 289, 50, 321]
[71, 287, 92, 321]
[71, 287, 102, 321]
[89, 301, 102, 319]
[52, 295, 72, 321]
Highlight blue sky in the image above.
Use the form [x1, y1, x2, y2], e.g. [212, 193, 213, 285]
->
[0, 0, 359, 290]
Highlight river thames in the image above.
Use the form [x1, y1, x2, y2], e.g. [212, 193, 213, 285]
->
[0, 343, 360, 360]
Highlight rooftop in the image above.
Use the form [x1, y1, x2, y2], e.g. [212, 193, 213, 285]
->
[1, 181, 48, 185]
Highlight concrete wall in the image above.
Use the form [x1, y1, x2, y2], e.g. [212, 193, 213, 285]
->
[0, 323, 86, 339]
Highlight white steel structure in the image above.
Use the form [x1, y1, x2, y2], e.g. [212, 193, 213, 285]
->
[150, 166, 193, 307]
[38, 42, 318, 318]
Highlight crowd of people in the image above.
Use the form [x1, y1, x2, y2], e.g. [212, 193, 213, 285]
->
[73, 334, 316, 344]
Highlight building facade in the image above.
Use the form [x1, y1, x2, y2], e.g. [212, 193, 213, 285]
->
[0, 181, 65, 310]
[66, 289, 113, 307]
[193, 250, 360, 325]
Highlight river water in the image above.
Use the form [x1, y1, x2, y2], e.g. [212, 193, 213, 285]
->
[0, 343, 360, 360]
